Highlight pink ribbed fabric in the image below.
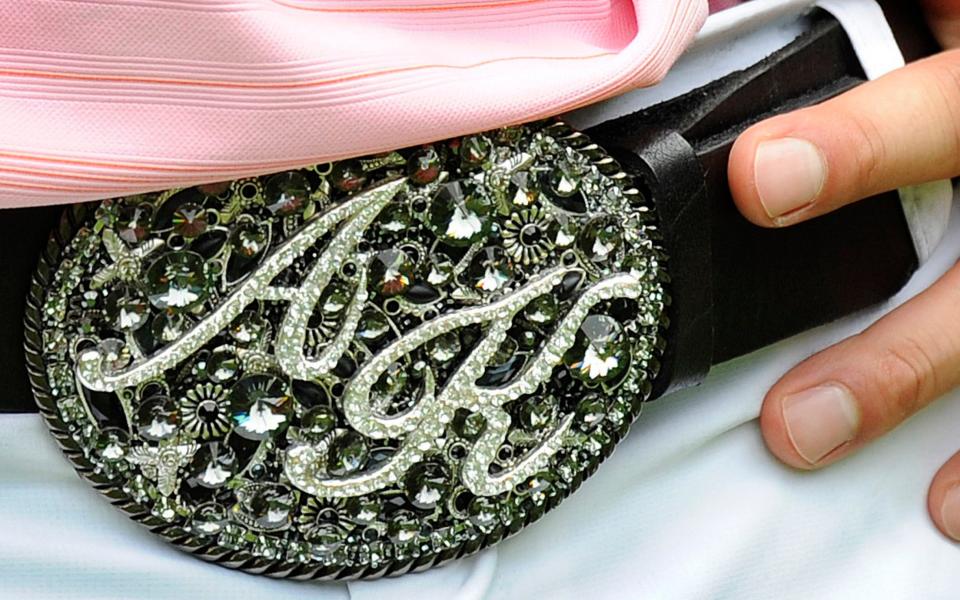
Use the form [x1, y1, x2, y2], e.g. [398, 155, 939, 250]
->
[0, 0, 706, 207]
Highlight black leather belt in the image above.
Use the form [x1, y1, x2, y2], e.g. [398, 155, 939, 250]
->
[0, 10, 937, 581]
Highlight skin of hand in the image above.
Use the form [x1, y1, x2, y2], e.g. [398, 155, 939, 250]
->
[727, 0, 960, 540]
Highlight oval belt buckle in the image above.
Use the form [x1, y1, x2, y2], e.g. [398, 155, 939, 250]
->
[25, 120, 668, 579]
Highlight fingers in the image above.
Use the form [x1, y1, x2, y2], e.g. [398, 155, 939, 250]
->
[728, 49, 960, 227]
[760, 262, 960, 470]
[928, 451, 960, 541]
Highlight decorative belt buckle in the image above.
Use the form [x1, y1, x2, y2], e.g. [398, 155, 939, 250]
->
[26, 120, 667, 579]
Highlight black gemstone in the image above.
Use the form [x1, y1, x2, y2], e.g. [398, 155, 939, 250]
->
[228, 434, 263, 471]
[478, 353, 526, 387]
[404, 282, 441, 305]
[81, 386, 129, 432]
[292, 380, 330, 408]
[519, 225, 543, 246]
[459, 325, 482, 352]
[191, 230, 228, 259]
[546, 192, 587, 214]
[333, 355, 357, 379]
[557, 271, 584, 300]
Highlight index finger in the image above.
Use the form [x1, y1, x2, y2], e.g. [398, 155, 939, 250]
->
[727, 49, 960, 227]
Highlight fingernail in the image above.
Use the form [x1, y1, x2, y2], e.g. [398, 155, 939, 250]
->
[782, 384, 860, 465]
[754, 138, 827, 221]
[940, 485, 960, 541]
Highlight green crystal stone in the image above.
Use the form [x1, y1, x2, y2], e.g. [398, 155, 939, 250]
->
[356, 310, 392, 343]
[468, 247, 513, 293]
[320, 283, 351, 314]
[563, 315, 628, 383]
[207, 349, 240, 383]
[150, 312, 188, 344]
[427, 332, 461, 363]
[519, 399, 557, 431]
[425, 254, 455, 287]
[508, 171, 539, 207]
[229, 312, 268, 345]
[368, 249, 414, 297]
[388, 511, 421, 545]
[228, 375, 293, 441]
[106, 291, 149, 331]
[190, 503, 228, 536]
[518, 472, 555, 505]
[452, 410, 486, 441]
[378, 203, 412, 233]
[327, 430, 369, 476]
[230, 222, 268, 258]
[145, 251, 208, 310]
[371, 362, 408, 404]
[346, 497, 381, 524]
[264, 171, 310, 216]
[404, 461, 450, 511]
[306, 524, 343, 550]
[576, 396, 607, 430]
[548, 165, 581, 198]
[578, 217, 623, 264]
[233, 483, 294, 531]
[301, 405, 337, 438]
[136, 396, 180, 442]
[516, 329, 539, 349]
[93, 427, 128, 463]
[407, 147, 442, 185]
[428, 181, 491, 247]
[467, 497, 498, 533]
[459, 135, 491, 166]
[186, 441, 238, 488]
[524, 294, 558, 324]
[329, 160, 367, 193]
[117, 202, 154, 243]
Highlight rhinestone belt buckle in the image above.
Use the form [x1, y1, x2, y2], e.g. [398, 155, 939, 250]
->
[26, 120, 668, 579]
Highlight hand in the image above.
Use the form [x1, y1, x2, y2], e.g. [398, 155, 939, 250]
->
[728, 1, 960, 539]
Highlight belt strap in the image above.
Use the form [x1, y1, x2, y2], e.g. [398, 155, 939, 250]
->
[588, 10, 918, 396]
